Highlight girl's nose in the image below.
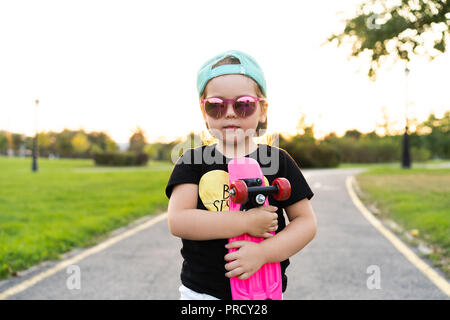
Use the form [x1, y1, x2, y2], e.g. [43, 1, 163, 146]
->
[224, 102, 237, 118]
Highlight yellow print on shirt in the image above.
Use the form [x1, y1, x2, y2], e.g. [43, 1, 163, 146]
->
[198, 170, 269, 212]
[199, 170, 229, 212]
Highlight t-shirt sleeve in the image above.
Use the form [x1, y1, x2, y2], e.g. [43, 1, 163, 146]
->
[165, 148, 202, 199]
[276, 148, 314, 208]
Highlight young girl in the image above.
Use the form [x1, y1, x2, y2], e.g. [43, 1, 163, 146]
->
[165, 50, 316, 300]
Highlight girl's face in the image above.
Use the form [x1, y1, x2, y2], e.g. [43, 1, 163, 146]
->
[200, 74, 267, 146]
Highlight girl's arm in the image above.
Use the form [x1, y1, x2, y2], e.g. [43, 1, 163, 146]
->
[259, 197, 317, 262]
[168, 183, 278, 241]
[225, 198, 316, 279]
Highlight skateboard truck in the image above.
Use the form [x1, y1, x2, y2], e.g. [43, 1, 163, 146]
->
[229, 177, 291, 211]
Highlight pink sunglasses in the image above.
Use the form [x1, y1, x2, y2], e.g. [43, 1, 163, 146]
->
[201, 95, 266, 119]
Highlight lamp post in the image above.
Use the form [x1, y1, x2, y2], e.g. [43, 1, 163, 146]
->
[32, 99, 39, 172]
[402, 67, 411, 169]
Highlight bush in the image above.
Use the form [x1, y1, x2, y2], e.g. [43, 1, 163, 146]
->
[310, 143, 340, 167]
[411, 147, 431, 162]
[280, 138, 340, 168]
[93, 152, 149, 166]
[331, 138, 400, 163]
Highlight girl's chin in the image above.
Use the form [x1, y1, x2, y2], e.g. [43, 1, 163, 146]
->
[209, 128, 256, 144]
[223, 129, 244, 138]
[220, 134, 251, 146]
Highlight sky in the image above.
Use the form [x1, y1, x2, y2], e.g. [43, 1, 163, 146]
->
[0, 0, 449, 143]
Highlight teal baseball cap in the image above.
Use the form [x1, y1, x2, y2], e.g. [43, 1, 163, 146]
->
[197, 50, 267, 98]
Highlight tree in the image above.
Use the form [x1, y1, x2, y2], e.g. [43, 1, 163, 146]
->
[11, 133, 25, 153]
[129, 127, 147, 154]
[296, 113, 307, 135]
[344, 129, 363, 140]
[57, 129, 76, 157]
[417, 111, 450, 157]
[363, 130, 380, 140]
[105, 139, 119, 152]
[322, 132, 339, 142]
[87, 131, 117, 152]
[0, 131, 7, 154]
[38, 132, 52, 151]
[328, 0, 450, 79]
[72, 132, 91, 155]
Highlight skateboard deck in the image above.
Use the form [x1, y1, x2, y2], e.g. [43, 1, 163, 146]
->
[228, 157, 283, 300]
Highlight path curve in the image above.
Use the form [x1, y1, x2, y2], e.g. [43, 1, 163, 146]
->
[0, 168, 448, 299]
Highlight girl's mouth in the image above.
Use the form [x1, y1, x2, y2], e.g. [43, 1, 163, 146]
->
[223, 125, 240, 130]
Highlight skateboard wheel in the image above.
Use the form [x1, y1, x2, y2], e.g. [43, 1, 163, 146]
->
[229, 180, 248, 204]
[272, 178, 291, 201]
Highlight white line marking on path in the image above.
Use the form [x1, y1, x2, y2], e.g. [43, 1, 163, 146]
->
[346, 176, 450, 297]
[0, 212, 168, 300]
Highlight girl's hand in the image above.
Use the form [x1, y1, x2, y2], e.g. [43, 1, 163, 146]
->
[224, 241, 266, 280]
[246, 206, 278, 238]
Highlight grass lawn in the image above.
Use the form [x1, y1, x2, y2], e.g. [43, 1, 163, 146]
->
[0, 156, 173, 280]
[353, 165, 450, 276]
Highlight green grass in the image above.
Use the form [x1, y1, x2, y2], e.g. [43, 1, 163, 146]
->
[0, 156, 172, 280]
[354, 165, 450, 276]
[339, 159, 450, 169]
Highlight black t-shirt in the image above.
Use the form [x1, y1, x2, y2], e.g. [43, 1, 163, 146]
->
[165, 143, 314, 300]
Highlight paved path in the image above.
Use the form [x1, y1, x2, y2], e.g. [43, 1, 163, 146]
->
[0, 168, 448, 299]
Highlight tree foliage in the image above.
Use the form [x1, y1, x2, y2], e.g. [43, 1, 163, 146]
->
[328, 0, 450, 79]
[0, 129, 118, 158]
[128, 127, 147, 154]
[415, 110, 450, 157]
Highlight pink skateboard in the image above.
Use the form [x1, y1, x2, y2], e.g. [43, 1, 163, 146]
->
[228, 157, 291, 300]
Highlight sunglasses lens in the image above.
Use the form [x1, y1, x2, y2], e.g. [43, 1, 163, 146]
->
[204, 98, 225, 119]
[235, 96, 257, 118]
